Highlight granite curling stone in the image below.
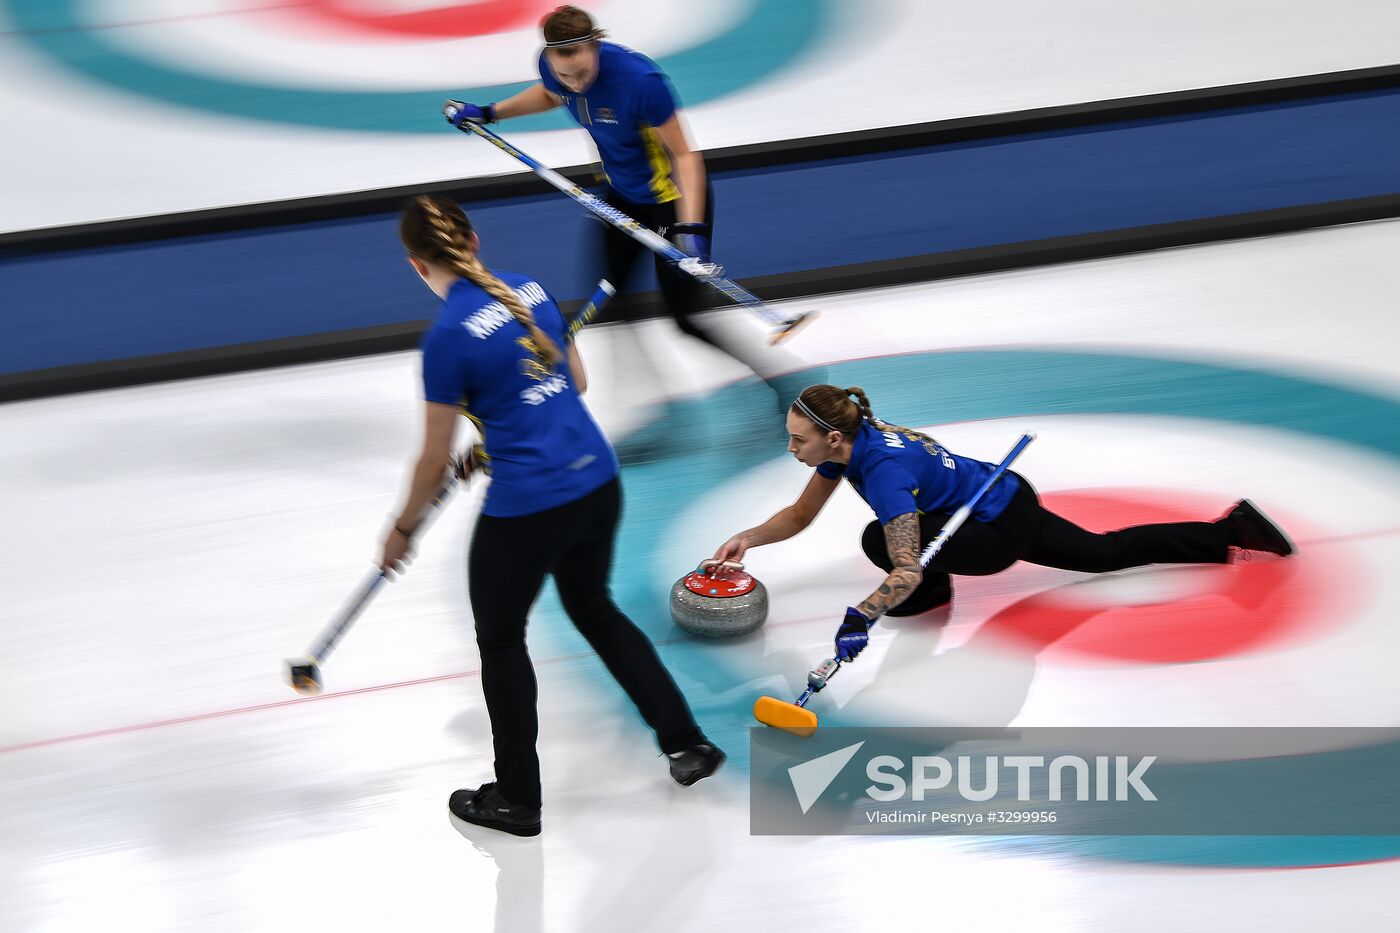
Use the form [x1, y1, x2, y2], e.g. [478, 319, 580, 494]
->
[670, 560, 768, 638]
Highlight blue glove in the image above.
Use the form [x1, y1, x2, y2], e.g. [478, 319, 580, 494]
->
[443, 100, 496, 126]
[669, 222, 712, 264]
[835, 607, 871, 661]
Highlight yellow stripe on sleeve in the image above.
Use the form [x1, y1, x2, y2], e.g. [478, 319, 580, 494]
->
[641, 125, 680, 203]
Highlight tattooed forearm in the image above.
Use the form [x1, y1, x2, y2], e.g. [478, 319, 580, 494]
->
[856, 512, 923, 620]
[856, 569, 921, 619]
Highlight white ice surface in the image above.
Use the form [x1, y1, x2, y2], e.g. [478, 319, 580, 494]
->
[1, 221, 1398, 931]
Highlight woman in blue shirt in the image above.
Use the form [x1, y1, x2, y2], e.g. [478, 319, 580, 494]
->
[713, 384, 1295, 664]
[380, 195, 723, 836]
[445, 6, 802, 411]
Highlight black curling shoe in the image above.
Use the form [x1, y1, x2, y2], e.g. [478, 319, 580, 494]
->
[1222, 499, 1295, 557]
[448, 782, 541, 837]
[668, 742, 726, 786]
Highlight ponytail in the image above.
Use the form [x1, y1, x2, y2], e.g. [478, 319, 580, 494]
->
[793, 384, 935, 445]
[845, 386, 876, 426]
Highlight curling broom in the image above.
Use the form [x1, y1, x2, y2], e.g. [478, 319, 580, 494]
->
[753, 433, 1036, 735]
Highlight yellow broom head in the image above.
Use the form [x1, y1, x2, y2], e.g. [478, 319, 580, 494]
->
[753, 696, 819, 737]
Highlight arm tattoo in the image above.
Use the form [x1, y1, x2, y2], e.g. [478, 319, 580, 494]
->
[856, 512, 924, 620]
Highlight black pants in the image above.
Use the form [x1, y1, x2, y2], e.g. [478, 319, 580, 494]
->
[595, 186, 803, 392]
[861, 474, 1231, 614]
[597, 186, 725, 348]
[468, 477, 703, 808]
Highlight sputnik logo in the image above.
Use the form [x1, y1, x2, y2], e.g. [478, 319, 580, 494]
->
[787, 742, 865, 814]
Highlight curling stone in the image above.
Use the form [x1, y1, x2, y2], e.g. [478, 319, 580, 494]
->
[670, 560, 768, 638]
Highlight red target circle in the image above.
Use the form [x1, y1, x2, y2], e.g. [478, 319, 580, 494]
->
[292, 1, 558, 38]
[975, 489, 1355, 665]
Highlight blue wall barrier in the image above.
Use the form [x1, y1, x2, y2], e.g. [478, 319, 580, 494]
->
[3, 89, 1398, 376]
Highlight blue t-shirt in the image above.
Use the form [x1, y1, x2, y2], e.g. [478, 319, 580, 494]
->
[816, 422, 1021, 525]
[421, 273, 618, 518]
[539, 41, 681, 205]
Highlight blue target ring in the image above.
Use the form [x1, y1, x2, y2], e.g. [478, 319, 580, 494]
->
[587, 347, 1400, 869]
[5, 0, 840, 132]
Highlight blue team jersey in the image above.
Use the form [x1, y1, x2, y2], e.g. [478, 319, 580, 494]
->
[420, 273, 618, 518]
[816, 422, 1021, 525]
[538, 41, 681, 205]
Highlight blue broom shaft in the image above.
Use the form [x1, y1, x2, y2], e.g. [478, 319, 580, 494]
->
[568, 280, 615, 338]
[457, 120, 792, 329]
[918, 433, 1035, 568]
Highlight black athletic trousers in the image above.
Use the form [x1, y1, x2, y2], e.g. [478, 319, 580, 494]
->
[861, 473, 1232, 613]
[468, 477, 704, 808]
[597, 185, 720, 346]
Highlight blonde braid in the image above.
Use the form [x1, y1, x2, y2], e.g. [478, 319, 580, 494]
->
[416, 196, 563, 367]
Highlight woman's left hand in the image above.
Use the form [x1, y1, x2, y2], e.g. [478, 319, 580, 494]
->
[380, 527, 414, 574]
[835, 607, 871, 661]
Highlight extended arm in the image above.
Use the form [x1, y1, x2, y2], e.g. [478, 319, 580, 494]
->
[492, 83, 562, 120]
[714, 473, 839, 561]
[834, 511, 925, 661]
[381, 402, 459, 571]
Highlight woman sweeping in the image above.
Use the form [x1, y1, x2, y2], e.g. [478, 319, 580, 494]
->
[381, 195, 723, 837]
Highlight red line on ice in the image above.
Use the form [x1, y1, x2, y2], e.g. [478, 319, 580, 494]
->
[2, 527, 1394, 756]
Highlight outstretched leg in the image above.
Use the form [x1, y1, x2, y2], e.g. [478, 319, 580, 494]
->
[1024, 507, 1231, 572]
[550, 479, 706, 754]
